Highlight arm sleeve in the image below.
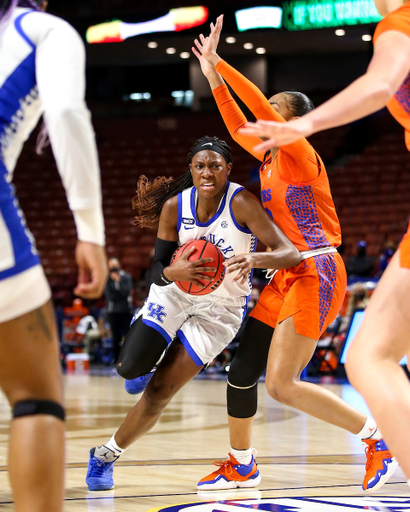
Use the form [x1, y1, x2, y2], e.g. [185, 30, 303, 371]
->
[215, 60, 314, 170]
[213, 84, 265, 161]
[30, 15, 105, 246]
[151, 238, 179, 287]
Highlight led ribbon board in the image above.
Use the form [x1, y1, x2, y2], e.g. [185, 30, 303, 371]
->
[235, 6, 283, 31]
[86, 6, 209, 43]
[282, 0, 382, 30]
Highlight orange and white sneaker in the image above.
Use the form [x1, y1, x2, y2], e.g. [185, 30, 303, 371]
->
[362, 438, 398, 492]
[197, 453, 261, 491]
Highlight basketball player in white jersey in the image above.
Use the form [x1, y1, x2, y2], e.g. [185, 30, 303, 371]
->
[85, 136, 301, 491]
[0, 1, 107, 510]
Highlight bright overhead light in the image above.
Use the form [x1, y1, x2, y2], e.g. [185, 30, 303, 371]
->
[166, 47, 176, 54]
[244, 42, 254, 49]
[130, 92, 151, 101]
[226, 36, 236, 44]
[335, 29, 345, 36]
[255, 47, 266, 54]
[147, 41, 158, 48]
[235, 6, 283, 31]
[362, 34, 372, 41]
[180, 52, 190, 59]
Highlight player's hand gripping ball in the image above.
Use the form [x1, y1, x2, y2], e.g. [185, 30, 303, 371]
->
[171, 239, 225, 295]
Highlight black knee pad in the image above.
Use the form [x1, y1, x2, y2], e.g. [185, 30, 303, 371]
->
[117, 316, 168, 380]
[13, 400, 65, 421]
[227, 380, 258, 418]
[228, 317, 273, 388]
[226, 317, 274, 419]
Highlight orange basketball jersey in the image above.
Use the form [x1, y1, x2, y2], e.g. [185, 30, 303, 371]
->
[374, 2, 410, 150]
[212, 60, 341, 251]
[260, 151, 342, 252]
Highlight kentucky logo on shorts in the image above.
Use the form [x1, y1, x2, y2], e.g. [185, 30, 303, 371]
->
[147, 303, 167, 323]
[148, 496, 410, 512]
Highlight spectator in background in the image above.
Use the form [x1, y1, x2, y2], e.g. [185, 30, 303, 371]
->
[105, 258, 133, 364]
[346, 241, 374, 278]
[378, 242, 396, 276]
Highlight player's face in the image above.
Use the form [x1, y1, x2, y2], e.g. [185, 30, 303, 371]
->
[268, 93, 295, 121]
[190, 150, 232, 200]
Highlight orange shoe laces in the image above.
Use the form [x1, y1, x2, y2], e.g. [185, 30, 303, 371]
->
[364, 443, 375, 472]
[213, 459, 235, 476]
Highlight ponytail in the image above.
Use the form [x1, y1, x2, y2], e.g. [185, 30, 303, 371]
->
[132, 172, 193, 230]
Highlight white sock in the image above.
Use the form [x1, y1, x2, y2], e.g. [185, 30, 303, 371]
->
[407, 479, 410, 488]
[94, 434, 127, 462]
[230, 447, 253, 465]
[357, 417, 382, 440]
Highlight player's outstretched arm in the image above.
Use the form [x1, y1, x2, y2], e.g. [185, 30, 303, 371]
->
[228, 191, 300, 282]
[192, 19, 264, 160]
[241, 30, 410, 152]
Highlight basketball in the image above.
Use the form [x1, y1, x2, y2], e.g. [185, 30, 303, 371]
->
[170, 239, 225, 295]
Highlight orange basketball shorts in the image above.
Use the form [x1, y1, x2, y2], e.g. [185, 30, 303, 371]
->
[399, 223, 410, 269]
[250, 252, 347, 340]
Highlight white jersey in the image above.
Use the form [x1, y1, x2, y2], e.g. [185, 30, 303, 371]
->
[0, 7, 104, 281]
[177, 182, 257, 302]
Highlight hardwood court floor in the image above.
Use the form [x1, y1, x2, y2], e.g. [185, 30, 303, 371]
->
[0, 372, 407, 511]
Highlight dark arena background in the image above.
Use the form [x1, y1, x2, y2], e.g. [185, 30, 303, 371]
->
[2, 0, 409, 510]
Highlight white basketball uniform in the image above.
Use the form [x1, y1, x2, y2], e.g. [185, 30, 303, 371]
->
[0, 8, 104, 322]
[135, 182, 257, 366]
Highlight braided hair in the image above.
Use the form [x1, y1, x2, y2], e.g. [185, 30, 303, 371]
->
[132, 136, 232, 230]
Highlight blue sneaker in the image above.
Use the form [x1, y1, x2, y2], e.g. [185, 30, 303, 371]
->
[86, 448, 116, 491]
[124, 370, 155, 395]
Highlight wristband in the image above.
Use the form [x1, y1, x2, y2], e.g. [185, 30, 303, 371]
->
[160, 270, 173, 285]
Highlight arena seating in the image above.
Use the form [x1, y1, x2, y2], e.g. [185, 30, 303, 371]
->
[12, 112, 408, 297]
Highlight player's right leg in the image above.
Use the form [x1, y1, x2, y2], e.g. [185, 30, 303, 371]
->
[0, 267, 64, 512]
[346, 247, 410, 485]
[197, 318, 274, 491]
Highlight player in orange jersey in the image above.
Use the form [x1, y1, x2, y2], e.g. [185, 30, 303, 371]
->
[240, 0, 410, 489]
[193, 16, 396, 492]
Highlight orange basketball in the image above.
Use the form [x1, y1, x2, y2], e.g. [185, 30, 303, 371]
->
[170, 239, 225, 296]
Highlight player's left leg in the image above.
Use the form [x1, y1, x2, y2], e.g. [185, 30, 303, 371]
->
[346, 249, 410, 483]
[265, 315, 368, 431]
[116, 338, 201, 447]
[264, 251, 393, 491]
[0, 300, 64, 512]
[86, 337, 201, 491]
[265, 316, 395, 491]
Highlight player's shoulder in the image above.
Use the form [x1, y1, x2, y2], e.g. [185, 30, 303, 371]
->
[375, 2, 410, 39]
[230, 186, 259, 209]
[19, 8, 81, 44]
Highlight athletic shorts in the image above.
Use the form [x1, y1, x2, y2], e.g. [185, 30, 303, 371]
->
[399, 223, 410, 269]
[0, 264, 51, 323]
[135, 283, 246, 366]
[250, 252, 347, 340]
